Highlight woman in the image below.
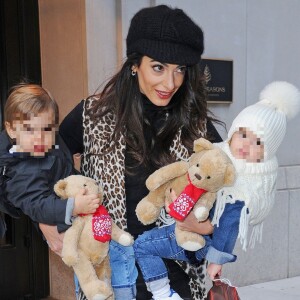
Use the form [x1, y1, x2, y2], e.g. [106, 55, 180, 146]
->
[41, 5, 222, 300]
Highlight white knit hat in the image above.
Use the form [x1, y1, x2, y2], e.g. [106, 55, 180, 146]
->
[228, 81, 300, 161]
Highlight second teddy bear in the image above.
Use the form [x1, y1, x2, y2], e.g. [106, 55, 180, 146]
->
[136, 138, 235, 251]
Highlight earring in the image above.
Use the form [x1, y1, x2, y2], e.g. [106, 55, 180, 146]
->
[131, 70, 136, 76]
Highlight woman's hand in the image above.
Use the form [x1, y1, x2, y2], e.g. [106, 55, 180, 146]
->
[73, 153, 82, 171]
[177, 213, 213, 235]
[39, 223, 64, 257]
[207, 263, 222, 280]
[165, 189, 214, 235]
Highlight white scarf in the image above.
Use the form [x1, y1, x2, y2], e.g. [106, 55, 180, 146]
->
[213, 141, 278, 251]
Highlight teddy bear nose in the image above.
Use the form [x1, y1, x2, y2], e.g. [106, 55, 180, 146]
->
[195, 173, 202, 180]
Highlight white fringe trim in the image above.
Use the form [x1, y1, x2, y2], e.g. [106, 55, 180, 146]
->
[238, 206, 264, 251]
[211, 190, 226, 227]
[249, 222, 263, 249]
[238, 206, 250, 251]
[158, 208, 175, 227]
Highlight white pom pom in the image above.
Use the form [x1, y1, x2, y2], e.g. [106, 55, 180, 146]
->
[259, 81, 300, 119]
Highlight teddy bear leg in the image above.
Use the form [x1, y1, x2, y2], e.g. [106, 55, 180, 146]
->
[175, 225, 206, 252]
[94, 256, 114, 300]
[74, 250, 113, 300]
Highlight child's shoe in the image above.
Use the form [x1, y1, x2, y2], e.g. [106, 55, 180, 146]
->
[153, 289, 183, 300]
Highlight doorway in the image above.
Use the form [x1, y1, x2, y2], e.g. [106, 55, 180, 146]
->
[0, 0, 49, 299]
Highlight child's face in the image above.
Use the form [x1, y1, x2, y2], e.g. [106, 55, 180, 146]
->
[6, 111, 57, 157]
[229, 128, 264, 162]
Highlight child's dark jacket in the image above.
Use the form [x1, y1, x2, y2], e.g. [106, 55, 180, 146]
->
[0, 130, 76, 233]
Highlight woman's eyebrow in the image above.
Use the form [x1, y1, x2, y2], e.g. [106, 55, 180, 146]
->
[150, 59, 168, 66]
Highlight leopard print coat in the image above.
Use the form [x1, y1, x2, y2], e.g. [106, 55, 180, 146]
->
[79, 97, 207, 300]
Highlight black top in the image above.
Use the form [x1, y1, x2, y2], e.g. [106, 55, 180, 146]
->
[59, 99, 222, 237]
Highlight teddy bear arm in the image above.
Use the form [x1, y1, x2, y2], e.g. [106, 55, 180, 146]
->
[146, 161, 189, 190]
[73, 249, 113, 300]
[136, 183, 169, 225]
[193, 192, 216, 222]
[111, 222, 134, 246]
[95, 255, 111, 283]
[62, 217, 85, 266]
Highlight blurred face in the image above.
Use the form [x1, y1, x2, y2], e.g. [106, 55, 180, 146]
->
[132, 56, 186, 106]
[6, 111, 57, 157]
[229, 128, 264, 162]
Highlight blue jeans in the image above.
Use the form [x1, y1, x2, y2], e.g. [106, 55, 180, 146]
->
[133, 202, 242, 284]
[133, 223, 211, 282]
[74, 240, 138, 300]
[109, 240, 138, 299]
[74, 274, 80, 299]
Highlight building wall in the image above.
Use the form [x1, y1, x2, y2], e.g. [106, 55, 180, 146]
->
[39, 0, 88, 121]
[39, 0, 88, 298]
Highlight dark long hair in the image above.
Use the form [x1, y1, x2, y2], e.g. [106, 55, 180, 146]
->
[87, 53, 222, 170]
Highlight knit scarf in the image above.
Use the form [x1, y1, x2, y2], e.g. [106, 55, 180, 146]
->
[213, 141, 278, 251]
[80, 205, 112, 242]
[169, 175, 207, 221]
[92, 205, 112, 242]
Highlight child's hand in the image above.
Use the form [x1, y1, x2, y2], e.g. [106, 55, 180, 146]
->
[207, 263, 222, 280]
[73, 189, 100, 215]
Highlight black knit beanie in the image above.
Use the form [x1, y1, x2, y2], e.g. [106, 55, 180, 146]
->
[126, 5, 204, 66]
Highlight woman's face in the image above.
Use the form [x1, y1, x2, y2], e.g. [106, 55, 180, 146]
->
[132, 56, 186, 106]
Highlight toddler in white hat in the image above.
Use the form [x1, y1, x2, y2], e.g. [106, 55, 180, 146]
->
[206, 81, 300, 280]
[214, 81, 300, 250]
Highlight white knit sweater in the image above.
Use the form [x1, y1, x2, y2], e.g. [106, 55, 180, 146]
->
[213, 141, 278, 251]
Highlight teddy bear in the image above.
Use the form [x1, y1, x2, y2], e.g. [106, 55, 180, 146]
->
[136, 138, 235, 251]
[54, 175, 134, 300]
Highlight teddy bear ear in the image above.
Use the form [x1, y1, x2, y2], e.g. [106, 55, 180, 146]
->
[193, 138, 214, 152]
[224, 164, 236, 186]
[54, 179, 68, 199]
